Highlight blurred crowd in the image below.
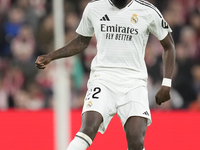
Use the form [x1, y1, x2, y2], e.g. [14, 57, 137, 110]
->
[0, 0, 199, 111]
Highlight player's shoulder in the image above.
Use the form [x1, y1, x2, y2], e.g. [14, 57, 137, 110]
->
[90, 0, 103, 3]
[88, 0, 107, 7]
[86, 0, 108, 11]
[89, 0, 106, 5]
[134, 0, 162, 18]
[134, 0, 157, 9]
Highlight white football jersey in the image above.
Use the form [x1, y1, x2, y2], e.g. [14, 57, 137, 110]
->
[76, 0, 172, 85]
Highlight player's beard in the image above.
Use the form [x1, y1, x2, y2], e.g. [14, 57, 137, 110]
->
[111, 0, 131, 9]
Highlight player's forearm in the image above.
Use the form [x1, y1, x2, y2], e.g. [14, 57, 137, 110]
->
[160, 33, 176, 79]
[48, 35, 91, 61]
[162, 47, 176, 79]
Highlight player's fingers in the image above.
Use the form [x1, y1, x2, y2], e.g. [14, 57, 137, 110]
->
[36, 66, 46, 69]
[35, 64, 46, 69]
[155, 97, 161, 105]
[35, 56, 42, 62]
[157, 97, 170, 105]
[35, 60, 44, 65]
[35, 56, 46, 64]
[35, 63, 44, 67]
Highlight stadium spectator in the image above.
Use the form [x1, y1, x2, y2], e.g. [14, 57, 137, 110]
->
[36, 14, 54, 55]
[11, 24, 35, 63]
[1, 7, 25, 57]
[16, 0, 40, 33]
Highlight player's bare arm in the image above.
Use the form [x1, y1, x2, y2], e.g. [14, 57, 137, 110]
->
[35, 34, 92, 69]
[155, 33, 176, 105]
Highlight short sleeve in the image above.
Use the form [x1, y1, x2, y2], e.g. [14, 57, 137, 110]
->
[148, 8, 172, 41]
[76, 4, 94, 37]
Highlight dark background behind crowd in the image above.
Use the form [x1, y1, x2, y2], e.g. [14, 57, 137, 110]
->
[0, 0, 199, 110]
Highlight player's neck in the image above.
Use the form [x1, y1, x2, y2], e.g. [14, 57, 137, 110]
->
[111, 0, 132, 9]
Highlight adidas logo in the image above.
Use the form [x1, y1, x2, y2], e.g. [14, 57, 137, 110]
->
[143, 111, 149, 116]
[100, 14, 110, 21]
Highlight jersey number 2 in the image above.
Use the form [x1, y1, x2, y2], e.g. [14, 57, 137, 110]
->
[92, 87, 101, 99]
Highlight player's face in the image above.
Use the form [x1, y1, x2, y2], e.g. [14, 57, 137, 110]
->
[111, 0, 131, 9]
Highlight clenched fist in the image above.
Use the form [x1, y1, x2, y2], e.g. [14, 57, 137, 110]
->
[155, 86, 171, 105]
[35, 55, 52, 69]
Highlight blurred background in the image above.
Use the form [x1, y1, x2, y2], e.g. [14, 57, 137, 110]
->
[0, 0, 200, 150]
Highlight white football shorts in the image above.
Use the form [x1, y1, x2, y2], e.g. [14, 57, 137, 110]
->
[82, 78, 152, 134]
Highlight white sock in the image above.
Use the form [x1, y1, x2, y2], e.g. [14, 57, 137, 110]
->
[66, 132, 92, 150]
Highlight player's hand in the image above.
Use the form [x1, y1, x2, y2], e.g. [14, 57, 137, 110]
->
[35, 54, 52, 69]
[155, 86, 171, 105]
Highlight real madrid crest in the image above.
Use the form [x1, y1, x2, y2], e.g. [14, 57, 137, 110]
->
[87, 101, 93, 108]
[131, 14, 138, 24]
